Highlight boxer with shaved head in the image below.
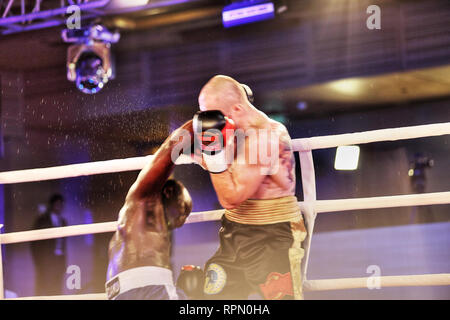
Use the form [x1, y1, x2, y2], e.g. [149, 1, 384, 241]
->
[194, 75, 307, 300]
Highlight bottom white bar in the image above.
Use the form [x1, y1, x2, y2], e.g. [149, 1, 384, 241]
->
[6, 273, 449, 299]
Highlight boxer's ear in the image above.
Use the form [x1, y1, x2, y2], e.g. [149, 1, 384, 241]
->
[232, 104, 242, 112]
[231, 104, 244, 119]
[161, 180, 192, 229]
[162, 184, 173, 200]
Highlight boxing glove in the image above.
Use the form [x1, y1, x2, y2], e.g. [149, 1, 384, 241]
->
[193, 110, 235, 173]
[176, 265, 205, 300]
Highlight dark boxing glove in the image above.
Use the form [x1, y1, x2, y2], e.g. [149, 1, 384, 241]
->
[176, 265, 205, 300]
[193, 110, 235, 173]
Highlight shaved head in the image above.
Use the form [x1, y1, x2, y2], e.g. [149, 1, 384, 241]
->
[198, 75, 248, 114]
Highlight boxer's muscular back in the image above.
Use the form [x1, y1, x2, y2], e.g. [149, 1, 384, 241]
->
[107, 196, 171, 280]
[106, 120, 194, 281]
[238, 119, 296, 200]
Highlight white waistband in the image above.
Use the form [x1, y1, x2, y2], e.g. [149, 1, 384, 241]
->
[105, 266, 177, 300]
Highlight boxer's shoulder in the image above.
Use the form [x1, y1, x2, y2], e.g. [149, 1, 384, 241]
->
[266, 117, 288, 133]
[266, 119, 291, 145]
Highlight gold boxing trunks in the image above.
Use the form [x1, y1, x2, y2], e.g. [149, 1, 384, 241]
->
[204, 196, 307, 300]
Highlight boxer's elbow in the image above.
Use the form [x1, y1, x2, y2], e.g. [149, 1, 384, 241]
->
[125, 183, 139, 201]
[218, 193, 245, 210]
[214, 179, 252, 209]
[219, 199, 240, 210]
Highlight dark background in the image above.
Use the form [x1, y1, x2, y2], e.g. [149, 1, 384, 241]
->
[0, 0, 449, 299]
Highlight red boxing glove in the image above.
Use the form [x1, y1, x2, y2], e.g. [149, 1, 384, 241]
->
[193, 110, 235, 173]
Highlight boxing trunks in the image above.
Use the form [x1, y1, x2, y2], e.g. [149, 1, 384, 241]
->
[105, 266, 186, 300]
[204, 196, 307, 300]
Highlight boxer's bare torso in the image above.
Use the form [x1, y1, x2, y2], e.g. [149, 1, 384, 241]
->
[246, 119, 296, 200]
[107, 121, 193, 281]
[107, 195, 171, 280]
[208, 114, 296, 209]
[197, 76, 296, 209]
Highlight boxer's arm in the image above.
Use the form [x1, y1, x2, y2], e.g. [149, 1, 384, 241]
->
[127, 121, 194, 200]
[269, 131, 296, 190]
[208, 137, 268, 209]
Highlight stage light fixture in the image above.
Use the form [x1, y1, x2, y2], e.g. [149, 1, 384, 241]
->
[62, 24, 120, 94]
[222, 0, 276, 28]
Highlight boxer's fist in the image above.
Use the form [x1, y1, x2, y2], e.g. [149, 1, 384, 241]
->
[176, 265, 204, 300]
[193, 110, 235, 173]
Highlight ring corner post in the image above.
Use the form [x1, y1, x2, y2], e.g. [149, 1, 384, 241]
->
[298, 150, 317, 284]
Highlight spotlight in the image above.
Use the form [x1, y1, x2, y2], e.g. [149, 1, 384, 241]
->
[62, 25, 120, 94]
[334, 146, 360, 170]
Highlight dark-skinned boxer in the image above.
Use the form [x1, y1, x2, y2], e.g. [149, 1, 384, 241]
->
[105, 121, 194, 300]
[193, 75, 307, 300]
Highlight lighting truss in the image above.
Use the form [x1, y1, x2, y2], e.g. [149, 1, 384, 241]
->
[0, 0, 110, 35]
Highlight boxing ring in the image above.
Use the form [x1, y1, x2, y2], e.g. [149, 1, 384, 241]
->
[0, 122, 449, 299]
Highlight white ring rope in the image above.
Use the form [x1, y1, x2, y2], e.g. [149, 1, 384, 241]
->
[0, 122, 449, 184]
[308, 191, 450, 213]
[291, 122, 450, 151]
[302, 273, 450, 291]
[1, 192, 448, 244]
[1, 122, 449, 298]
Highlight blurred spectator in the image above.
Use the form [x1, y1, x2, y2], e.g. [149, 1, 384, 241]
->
[30, 194, 67, 296]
